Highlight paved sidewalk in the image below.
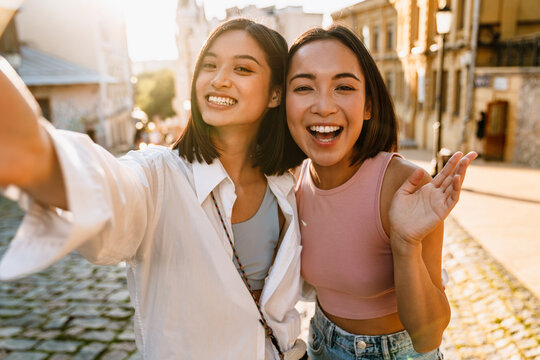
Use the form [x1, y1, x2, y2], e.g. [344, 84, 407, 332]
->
[1, 186, 539, 359]
[400, 148, 540, 299]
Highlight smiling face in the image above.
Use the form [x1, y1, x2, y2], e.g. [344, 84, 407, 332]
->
[286, 39, 371, 175]
[195, 30, 280, 133]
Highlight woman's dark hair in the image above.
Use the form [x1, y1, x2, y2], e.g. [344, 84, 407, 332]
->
[287, 24, 398, 166]
[174, 18, 305, 175]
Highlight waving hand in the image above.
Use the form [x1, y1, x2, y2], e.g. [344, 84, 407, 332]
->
[389, 152, 477, 245]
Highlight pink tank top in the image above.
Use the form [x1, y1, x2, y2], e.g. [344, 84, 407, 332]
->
[297, 152, 400, 319]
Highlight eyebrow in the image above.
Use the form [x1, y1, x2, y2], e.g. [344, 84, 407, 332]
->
[204, 52, 260, 65]
[288, 72, 361, 84]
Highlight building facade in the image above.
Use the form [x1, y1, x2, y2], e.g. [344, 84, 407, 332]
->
[11, 0, 134, 151]
[333, 0, 540, 167]
[225, 5, 323, 46]
[173, 0, 211, 130]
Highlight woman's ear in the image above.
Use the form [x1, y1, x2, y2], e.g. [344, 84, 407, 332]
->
[364, 99, 372, 120]
[268, 87, 282, 108]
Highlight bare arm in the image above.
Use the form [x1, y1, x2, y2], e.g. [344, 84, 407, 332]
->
[0, 57, 67, 209]
[384, 152, 476, 352]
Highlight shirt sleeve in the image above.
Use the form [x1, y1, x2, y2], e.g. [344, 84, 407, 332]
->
[0, 123, 157, 280]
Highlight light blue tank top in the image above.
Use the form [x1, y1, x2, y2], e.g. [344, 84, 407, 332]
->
[232, 185, 279, 291]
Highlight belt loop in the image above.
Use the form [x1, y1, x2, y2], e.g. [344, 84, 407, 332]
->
[325, 322, 334, 347]
[381, 335, 390, 360]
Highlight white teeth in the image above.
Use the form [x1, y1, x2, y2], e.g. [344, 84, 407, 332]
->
[208, 95, 237, 106]
[309, 125, 341, 133]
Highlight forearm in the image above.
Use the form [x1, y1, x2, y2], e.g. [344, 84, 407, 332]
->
[392, 240, 450, 353]
[21, 125, 68, 210]
[0, 58, 67, 209]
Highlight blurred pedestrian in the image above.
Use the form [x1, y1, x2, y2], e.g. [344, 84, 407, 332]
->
[475, 110, 486, 157]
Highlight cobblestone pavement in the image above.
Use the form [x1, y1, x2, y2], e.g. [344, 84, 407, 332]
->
[1, 197, 539, 359]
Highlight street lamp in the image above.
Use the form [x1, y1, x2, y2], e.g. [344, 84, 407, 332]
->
[433, 4, 452, 175]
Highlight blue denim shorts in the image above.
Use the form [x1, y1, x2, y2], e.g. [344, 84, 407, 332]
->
[308, 303, 444, 360]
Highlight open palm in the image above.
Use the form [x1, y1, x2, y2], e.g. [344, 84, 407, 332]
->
[389, 152, 477, 245]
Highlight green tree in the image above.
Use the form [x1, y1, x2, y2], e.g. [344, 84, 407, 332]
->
[135, 68, 176, 121]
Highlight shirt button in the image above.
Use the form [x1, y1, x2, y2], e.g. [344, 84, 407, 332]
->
[356, 340, 367, 350]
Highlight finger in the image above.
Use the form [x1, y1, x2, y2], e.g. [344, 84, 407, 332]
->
[444, 174, 462, 208]
[432, 152, 463, 187]
[398, 168, 425, 195]
[439, 168, 456, 193]
[453, 152, 476, 187]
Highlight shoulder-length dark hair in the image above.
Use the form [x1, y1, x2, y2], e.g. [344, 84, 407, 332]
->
[287, 24, 398, 166]
[174, 18, 305, 175]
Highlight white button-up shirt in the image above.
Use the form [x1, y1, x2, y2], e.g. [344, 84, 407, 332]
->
[0, 127, 303, 359]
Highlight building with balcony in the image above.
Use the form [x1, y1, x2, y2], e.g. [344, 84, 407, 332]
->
[333, 0, 540, 167]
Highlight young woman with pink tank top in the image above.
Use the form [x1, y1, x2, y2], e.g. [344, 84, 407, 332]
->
[286, 25, 477, 360]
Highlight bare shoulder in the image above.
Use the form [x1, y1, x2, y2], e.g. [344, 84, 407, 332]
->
[385, 155, 431, 194]
[380, 155, 431, 234]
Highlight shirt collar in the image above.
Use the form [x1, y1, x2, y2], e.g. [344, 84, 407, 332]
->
[192, 159, 296, 204]
[266, 171, 296, 199]
[192, 158, 230, 204]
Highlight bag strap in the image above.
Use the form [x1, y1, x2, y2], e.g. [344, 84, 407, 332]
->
[210, 192, 284, 359]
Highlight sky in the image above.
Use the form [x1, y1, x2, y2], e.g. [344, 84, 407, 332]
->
[124, 0, 362, 62]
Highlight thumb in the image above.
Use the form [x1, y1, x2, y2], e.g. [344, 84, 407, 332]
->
[398, 168, 425, 195]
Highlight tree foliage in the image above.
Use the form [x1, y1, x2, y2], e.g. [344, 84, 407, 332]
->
[135, 69, 176, 121]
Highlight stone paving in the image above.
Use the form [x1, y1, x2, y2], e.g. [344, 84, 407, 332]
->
[1, 196, 539, 359]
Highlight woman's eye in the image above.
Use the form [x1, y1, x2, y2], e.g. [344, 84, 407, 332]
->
[201, 63, 215, 70]
[293, 86, 312, 92]
[235, 66, 252, 73]
[336, 85, 355, 91]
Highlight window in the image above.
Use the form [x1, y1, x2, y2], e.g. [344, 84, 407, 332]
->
[37, 99, 52, 122]
[441, 70, 448, 113]
[457, 0, 466, 30]
[412, 1, 420, 43]
[417, 68, 426, 105]
[431, 70, 437, 110]
[386, 23, 395, 50]
[373, 26, 380, 52]
[362, 26, 371, 49]
[395, 71, 404, 101]
[385, 72, 394, 98]
[454, 70, 462, 116]
[0, 16, 19, 54]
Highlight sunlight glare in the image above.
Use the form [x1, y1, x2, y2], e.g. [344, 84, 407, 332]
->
[123, 0, 178, 61]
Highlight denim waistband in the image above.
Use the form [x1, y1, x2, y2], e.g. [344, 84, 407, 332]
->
[312, 302, 414, 357]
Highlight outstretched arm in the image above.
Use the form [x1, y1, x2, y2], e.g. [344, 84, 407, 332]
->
[0, 57, 67, 209]
[387, 152, 476, 353]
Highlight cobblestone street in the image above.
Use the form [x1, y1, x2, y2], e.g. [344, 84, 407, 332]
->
[1, 196, 539, 359]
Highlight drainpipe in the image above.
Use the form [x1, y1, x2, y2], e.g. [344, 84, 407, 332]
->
[459, 0, 481, 147]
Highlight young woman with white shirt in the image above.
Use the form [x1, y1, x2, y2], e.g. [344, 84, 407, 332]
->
[0, 19, 307, 360]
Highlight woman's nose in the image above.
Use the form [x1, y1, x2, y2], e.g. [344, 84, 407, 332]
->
[310, 91, 338, 117]
[210, 69, 231, 88]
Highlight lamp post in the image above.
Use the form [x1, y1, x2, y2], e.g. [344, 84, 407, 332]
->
[433, 4, 452, 175]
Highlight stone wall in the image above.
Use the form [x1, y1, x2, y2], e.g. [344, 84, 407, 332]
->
[515, 74, 540, 167]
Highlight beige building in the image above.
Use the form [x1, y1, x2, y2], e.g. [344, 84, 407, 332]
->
[333, 0, 540, 167]
[225, 5, 323, 46]
[173, 0, 211, 130]
[10, 0, 134, 151]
